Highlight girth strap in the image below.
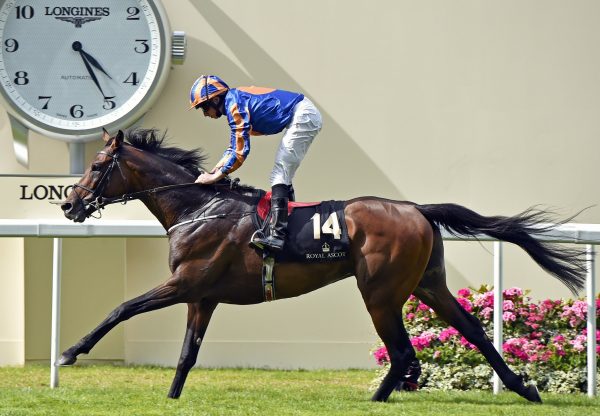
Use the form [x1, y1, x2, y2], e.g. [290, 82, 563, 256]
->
[262, 254, 276, 302]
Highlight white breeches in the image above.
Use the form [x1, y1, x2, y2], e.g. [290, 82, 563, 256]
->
[270, 97, 322, 186]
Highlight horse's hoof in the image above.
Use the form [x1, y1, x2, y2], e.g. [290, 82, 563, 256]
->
[395, 381, 419, 392]
[57, 353, 77, 366]
[370, 389, 391, 402]
[522, 384, 542, 403]
[370, 394, 388, 402]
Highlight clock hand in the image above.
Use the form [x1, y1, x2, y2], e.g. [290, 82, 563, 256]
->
[72, 41, 108, 99]
[80, 49, 112, 80]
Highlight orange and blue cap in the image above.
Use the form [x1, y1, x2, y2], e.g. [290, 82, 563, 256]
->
[189, 75, 230, 109]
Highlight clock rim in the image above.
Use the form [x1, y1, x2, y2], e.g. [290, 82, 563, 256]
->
[0, 0, 172, 143]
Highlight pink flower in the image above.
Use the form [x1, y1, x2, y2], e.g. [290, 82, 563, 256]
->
[529, 331, 542, 340]
[480, 307, 493, 320]
[503, 338, 529, 362]
[433, 350, 441, 359]
[503, 311, 516, 322]
[540, 350, 553, 362]
[406, 312, 415, 321]
[457, 297, 473, 312]
[503, 300, 515, 311]
[417, 302, 431, 312]
[539, 299, 556, 314]
[526, 310, 544, 323]
[473, 291, 494, 308]
[503, 287, 523, 299]
[373, 347, 389, 365]
[438, 327, 459, 342]
[570, 334, 587, 352]
[561, 300, 587, 328]
[552, 336, 566, 357]
[457, 288, 472, 298]
[410, 331, 436, 351]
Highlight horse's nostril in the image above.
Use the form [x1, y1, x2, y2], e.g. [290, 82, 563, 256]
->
[61, 202, 72, 212]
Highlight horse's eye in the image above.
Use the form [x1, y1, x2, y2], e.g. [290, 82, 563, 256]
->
[91, 164, 101, 172]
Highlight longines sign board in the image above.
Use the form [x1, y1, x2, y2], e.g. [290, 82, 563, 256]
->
[0, 175, 154, 220]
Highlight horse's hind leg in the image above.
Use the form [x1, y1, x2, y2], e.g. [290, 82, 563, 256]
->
[58, 281, 182, 366]
[168, 300, 217, 399]
[413, 229, 542, 402]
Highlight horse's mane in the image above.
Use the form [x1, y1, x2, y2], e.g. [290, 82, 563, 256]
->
[125, 128, 206, 176]
[124, 128, 257, 193]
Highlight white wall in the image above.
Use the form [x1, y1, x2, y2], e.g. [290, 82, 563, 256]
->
[0, 238, 24, 365]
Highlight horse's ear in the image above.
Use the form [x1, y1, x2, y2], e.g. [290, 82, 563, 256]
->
[115, 130, 124, 145]
[101, 128, 111, 143]
[106, 129, 124, 150]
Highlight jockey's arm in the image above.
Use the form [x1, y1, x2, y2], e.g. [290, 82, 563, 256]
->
[196, 103, 251, 185]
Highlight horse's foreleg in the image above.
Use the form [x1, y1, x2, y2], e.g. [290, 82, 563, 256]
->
[168, 300, 217, 399]
[58, 282, 181, 366]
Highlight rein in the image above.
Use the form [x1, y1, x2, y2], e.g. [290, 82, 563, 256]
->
[95, 177, 242, 212]
[99, 182, 201, 208]
[61, 148, 246, 224]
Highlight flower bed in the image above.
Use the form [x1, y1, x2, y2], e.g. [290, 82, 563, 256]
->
[371, 285, 600, 393]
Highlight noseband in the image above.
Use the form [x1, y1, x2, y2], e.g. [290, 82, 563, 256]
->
[71, 150, 126, 218]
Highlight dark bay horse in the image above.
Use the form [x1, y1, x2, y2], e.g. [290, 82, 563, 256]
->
[59, 128, 586, 403]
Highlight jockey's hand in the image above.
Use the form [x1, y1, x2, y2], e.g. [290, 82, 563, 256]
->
[195, 170, 225, 184]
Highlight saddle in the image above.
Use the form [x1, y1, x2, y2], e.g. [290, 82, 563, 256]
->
[251, 192, 350, 263]
[251, 192, 351, 302]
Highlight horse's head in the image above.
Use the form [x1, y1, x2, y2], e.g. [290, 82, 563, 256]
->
[62, 129, 128, 222]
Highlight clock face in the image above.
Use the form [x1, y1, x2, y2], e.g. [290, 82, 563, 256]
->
[0, 0, 168, 141]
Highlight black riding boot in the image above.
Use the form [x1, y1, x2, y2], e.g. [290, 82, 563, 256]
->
[287, 184, 295, 202]
[254, 184, 289, 251]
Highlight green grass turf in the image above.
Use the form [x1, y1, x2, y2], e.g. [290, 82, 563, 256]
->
[0, 365, 598, 415]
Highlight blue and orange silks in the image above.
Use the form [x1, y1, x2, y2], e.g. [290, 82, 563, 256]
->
[214, 86, 304, 174]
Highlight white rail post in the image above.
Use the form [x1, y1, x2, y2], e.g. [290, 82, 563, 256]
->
[493, 241, 503, 394]
[586, 244, 597, 398]
[50, 237, 62, 389]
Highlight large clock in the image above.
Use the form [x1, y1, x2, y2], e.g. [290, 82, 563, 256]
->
[0, 0, 185, 166]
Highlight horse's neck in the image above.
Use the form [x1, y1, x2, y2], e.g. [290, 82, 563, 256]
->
[150, 189, 218, 231]
[128, 158, 214, 230]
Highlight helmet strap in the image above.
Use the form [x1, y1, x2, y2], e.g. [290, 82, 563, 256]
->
[203, 76, 209, 102]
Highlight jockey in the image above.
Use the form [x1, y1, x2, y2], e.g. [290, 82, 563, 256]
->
[189, 75, 322, 252]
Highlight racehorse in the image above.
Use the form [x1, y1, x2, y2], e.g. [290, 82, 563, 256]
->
[59, 128, 586, 403]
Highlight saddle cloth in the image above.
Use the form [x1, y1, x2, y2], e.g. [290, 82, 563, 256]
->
[253, 192, 350, 263]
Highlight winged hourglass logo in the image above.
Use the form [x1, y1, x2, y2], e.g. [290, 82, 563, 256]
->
[55, 16, 101, 28]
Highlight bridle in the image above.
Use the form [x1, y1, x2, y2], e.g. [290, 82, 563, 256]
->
[68, 148, 242, 219]
[70, 149, 125, 218]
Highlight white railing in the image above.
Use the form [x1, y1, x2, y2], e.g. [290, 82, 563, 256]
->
[0, 219, 597, 396]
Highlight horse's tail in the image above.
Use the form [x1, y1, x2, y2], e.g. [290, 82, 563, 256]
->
[415, 203, 587, 294]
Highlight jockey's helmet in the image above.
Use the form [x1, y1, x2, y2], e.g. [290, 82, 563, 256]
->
[189, 75, 230, 109]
